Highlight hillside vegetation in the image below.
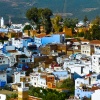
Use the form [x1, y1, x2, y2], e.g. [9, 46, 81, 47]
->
[0, 0, 100, 23]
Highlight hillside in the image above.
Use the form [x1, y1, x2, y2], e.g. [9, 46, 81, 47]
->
[0, 0, 100, 23]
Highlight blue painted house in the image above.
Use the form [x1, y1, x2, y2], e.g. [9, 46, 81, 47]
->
[21, 37, 34, 47]
[52, 71, 69, 80]
[75, 88, 93, 99]
[34, 34, 65, 47]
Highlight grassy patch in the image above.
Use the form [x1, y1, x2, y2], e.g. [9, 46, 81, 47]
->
[0, 90, 17, 95]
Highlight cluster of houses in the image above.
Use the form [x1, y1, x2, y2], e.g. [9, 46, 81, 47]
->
[0, 19, 100, 100]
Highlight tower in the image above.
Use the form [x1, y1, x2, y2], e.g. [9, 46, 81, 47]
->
[9, 16, 12, 25]
[18, 77, 29, 100]
[0, 17, 4, 27]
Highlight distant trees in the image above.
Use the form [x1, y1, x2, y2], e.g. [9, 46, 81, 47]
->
[23, 24, 32, 31]
[6, 93, 18, 100]
[63, 18, 78, 32]
[91, 16, 100, 25]
[28, 86, 68, 100]
[60, 78, 75, 95]
[91, 24, 100, 40]
[26, 7, 53, 34]
[51, 15, 63, 32]
[83, 15, 89, 23]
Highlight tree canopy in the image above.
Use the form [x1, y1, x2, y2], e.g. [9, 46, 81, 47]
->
[51, 14, 63, 32]
[28, 86, 68, 100]
[23, 24, 32, 32]
[26, 7, 53, 34]
[63, 18, 78, 32]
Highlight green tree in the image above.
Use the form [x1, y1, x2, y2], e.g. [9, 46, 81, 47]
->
[23, 24, 32, 31]
[84, 31, 92, 40]
[63, 18, 78, 32]
[26, 7, 39, 25]
[51, 14, 63, 32]
[91, 24, 100, 40]
[6, 95, 10, 100]
[40, 8, 53, 34]
[11, 93, 18, 99]
[83, 15, 88, 23]
[91, 16, 100, 25]
[28, 86, 67, 100]
[43, 92, 58, 100]
[26, 7, 53, 34]
[77, 32, 84, 37]
[60, 78, 75, 95]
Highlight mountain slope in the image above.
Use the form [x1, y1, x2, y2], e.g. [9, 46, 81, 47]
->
[0, 0, 100, 23]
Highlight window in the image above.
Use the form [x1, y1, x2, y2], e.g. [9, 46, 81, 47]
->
[3, 61, 5, 64]
[92, 76, 95, 79]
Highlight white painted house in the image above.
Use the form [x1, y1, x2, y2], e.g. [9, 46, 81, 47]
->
[81, 44, 91, 56]
[92, 54, 100, 73]
[30, 72, 47, 88]
[75, 78, 89, 89]
[0, 94, 6, 100]
[0, 54, 9, 65]
[11, 38, 23, 48]
[91, 89, 100, 100]
[63, 60, 91, 76]
[13, 71, 26, 83]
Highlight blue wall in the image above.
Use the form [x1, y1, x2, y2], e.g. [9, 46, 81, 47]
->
[0, 80, 6, 87]
[22, 38, 34, 47]
[41, 34, 61, 45]
[75, 89, 93, 99]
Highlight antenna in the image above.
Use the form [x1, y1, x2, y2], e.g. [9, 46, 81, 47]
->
[63, 0, 67, 18]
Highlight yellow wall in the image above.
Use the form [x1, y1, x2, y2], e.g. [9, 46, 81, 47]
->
[24, 30, 37, 37]
[18, 91, 28, 100]
[63, 27, 72, 36]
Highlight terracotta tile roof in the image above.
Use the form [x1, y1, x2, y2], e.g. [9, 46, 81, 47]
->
[81, 39, 90, 42]
[71, 39, 79, 42]
[7, 50, 17, 53]
[36, 33, 46, 38]
[90, 86, 100, 91]
[90, 40, 100, 45]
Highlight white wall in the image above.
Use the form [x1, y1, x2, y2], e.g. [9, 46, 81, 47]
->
[30, 73, 47, 88]
[12, 38, 23, 48]
[0, 57, 9, 65]
[0, 94, 6, 100]
[6, 46, 15, 51]
[75, 78, 89, 89]
[0, 72, 7, 83]
[81, 45, 91, 56]
[92, 89, 100, 100]
[92, 54, 100, 73]
[14, 71, 26, 83]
